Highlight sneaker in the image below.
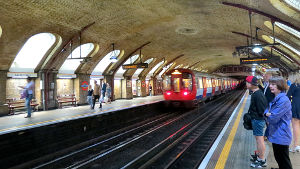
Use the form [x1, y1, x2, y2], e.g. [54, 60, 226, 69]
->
[250, 154, 258, 162]
[250, 159, 267, 168]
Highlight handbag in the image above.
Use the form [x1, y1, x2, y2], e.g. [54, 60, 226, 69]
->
[243, 112, 252, 130]
[20, 89, 28, 99]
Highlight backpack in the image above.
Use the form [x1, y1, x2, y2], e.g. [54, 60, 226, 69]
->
[243, 113, 252, 130]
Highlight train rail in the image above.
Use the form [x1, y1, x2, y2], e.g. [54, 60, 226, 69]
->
[31, 90, 243, 169]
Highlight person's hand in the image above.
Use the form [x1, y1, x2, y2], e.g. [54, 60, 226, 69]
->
[266, 113, 271, 117]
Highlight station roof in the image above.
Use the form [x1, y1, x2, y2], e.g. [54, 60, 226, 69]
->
[0, 0, 299, 76]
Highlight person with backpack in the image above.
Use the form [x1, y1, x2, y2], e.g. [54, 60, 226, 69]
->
[246, 76, 268, 168]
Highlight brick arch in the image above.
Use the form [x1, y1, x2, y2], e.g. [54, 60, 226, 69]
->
[139, 58, 164, 79]
[0, 25, 2, 38]
[269, 0, 300, 21]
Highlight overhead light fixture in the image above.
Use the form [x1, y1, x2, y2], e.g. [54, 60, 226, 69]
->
[252, 44, 262, 53]
[110, 43, 118, 63]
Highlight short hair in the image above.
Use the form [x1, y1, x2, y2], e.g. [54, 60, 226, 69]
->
[269, 76, 288, 91]
[27, 77, 32, 81]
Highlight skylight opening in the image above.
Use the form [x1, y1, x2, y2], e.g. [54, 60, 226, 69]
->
[92, 50, 120, 75]
[116, 54, 139, 75]
[133, 58, 154, 77]
[148, 60, 164, 76]
[59, 43, 94, 74]
[275, 22, 300, 39]
[159, 63, 174, 77]
[270, 36, 300, 56]
[9, 33, 56, 72]
[284, 0, 300, 11]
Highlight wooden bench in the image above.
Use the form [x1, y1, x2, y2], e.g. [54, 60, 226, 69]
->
[6, 99, 39, 115]
[56, 95, 77, 109]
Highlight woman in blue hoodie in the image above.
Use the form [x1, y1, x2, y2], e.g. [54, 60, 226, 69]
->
[264, 77, 293, 169]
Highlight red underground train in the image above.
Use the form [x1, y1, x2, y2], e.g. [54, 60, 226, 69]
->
[163, 68, 240, 108]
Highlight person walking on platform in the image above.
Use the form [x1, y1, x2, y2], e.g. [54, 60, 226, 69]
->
[287, 73, 300, 152]
[106, 83, 112, 104]
[19, 77, 35, 118]
[264, 77, 293, 169]
[262, 73, 275, 103]
[246, 76, 268, 168]
[87, 85, 93, 109]
[92, 80, 101, 109]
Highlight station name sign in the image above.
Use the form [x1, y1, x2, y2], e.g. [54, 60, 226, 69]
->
[122, 63, 148, 69]
[240, 57, 276, 64]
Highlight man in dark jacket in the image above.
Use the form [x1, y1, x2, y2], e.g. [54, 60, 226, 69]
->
[246, 76, 268, 168]
[262, 73, 275, 103]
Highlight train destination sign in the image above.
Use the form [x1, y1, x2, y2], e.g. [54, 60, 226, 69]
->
[240, 57, 276, 64]
[122, 63, 148, 69]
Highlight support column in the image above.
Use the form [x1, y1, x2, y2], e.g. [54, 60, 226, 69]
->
[74, 74, 90, 105]
[41, 70, 58, 110]
[121, 76, 133, 99]
[140, 76, 147, 97]
[151, 77, 156, 96]
[0, 71, 8, 115]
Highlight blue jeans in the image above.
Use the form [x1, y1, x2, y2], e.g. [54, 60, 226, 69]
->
[25, 94, 33, 117]
[87, 96, 93, 108]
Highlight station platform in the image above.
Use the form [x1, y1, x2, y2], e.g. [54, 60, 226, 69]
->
[0, 95, 163, 135]
[199, 91, 300, 169]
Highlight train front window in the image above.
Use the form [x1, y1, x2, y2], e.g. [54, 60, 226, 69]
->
[163, 75, 171, 90]
[173, 78, 180, 92]
[182, 72, 192, 91]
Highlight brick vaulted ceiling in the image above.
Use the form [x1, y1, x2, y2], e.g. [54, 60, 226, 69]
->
[0, 0, 299, 74]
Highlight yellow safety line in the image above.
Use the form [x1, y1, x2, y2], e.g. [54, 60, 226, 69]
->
[0, 101, 159, 133]
[214, 92, 249, 169]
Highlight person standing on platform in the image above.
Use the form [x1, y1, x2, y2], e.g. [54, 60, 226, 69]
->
[106, 83, 112, 104]
[87, 85, 93, 109]
[264, 77, 293, 169]
[19, 77, 35, 118]
[246, 76, 268, 168]
[262, 73, 275, 103]
[149, 84, 152, 96]
[100, 81, 107, 108]
[287, 73, 300, 152]
[92, 80, 100, 109]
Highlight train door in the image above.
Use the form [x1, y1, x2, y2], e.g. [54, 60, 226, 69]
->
[206, 78, 212, 97]
[202, 77, 207, 98]
[197, 77, 204, 99]
[212, 78, 216, 95]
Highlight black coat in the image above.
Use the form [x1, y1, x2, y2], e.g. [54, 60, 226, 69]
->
[259, 84, 275, 103]
[287, 83, 300, 119]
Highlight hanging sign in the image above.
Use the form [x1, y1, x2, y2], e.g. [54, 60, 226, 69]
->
[122, 63, 148, 69]
[240, 57, 277, 64]
[81, 81, 89, 91]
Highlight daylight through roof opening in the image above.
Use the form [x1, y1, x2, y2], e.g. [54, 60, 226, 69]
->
[9, 33, 56, 72]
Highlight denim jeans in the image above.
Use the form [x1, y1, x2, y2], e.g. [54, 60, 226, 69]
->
[25, 94, 33, 117]
[87, 96, 93, 108]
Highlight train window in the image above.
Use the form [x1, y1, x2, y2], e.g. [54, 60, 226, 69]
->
[182, 72, 192, 91]
[212, 79, 215, 87]
[207, 79, 212, 88]
[173, 78, 180, 92]
[198, 78, 203, 88]
[195, 78, 199, 88]
[163, 75, 171, 90]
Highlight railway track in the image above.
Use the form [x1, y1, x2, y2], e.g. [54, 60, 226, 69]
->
[31, 90, 244, 169]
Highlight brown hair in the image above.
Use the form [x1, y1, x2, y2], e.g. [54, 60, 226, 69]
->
[269, 76, 288, 91]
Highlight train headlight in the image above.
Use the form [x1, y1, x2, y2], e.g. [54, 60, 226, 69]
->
[183, 91, 188, 96]
[166, 91, 171, 95]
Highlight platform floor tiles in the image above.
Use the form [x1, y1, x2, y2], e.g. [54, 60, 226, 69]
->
[0, 95, 163, 135]
[202, 91, 300, 169]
